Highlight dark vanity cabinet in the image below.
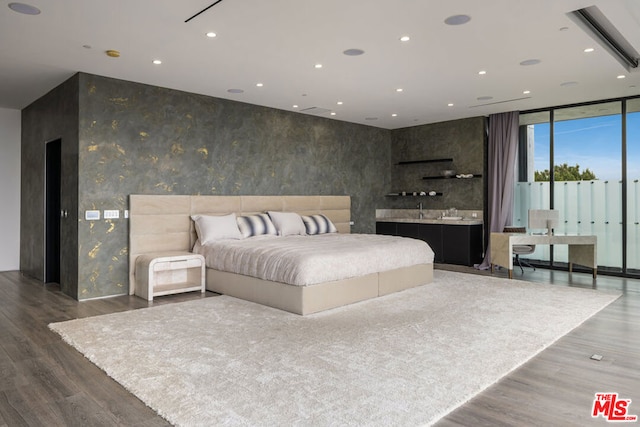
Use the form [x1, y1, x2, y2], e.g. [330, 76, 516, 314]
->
[376, 221, 482, 266]
[440, 224, 483, 266]
[420, 224, 444, 263]
[376, 221, 398, 236]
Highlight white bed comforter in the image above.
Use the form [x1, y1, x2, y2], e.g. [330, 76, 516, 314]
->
[194, 233, 434, 286]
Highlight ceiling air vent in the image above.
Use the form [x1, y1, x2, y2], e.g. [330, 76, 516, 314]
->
[469, 97, 532, 108]
[568, 5, 639, 71]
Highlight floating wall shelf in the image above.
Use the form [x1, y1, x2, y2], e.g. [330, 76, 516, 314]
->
[396, 158, 453, 166]
[423, 174, 483, 180]
[386, 192, 443, 197]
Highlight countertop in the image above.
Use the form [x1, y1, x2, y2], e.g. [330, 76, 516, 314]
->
[375, 209, 483, 226]
[376, 217, 483, 226]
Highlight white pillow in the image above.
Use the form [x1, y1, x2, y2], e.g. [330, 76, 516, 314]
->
[267, 211, 307, 236]
[302, 214, 338, 234]
[191, 213, 243, 244]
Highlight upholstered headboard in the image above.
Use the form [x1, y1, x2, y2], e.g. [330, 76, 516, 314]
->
[128, 195, 351, 294]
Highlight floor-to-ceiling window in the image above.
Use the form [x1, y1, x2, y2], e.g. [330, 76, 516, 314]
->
[514, 112, 552, 266]
[515, 97, 638, 276]
[626, 98, 640, 274]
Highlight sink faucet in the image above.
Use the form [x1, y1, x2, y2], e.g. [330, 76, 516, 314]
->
[417, 202, 424, 219]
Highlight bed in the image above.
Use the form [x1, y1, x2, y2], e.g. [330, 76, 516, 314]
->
[129, 195, 434, 314]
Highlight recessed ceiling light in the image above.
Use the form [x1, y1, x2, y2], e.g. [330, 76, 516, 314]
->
[292, 104, 299, 108]
[343, 48, 365, 56]
[617, 75, 626, 79]
[400, 35, 410, 42]
[523, 90, 531, 94]
[365, 117, 378, 121]
[520, 59, 541, 66]
[206, 32, 217, 38]
[477, 96, 493, 101]
[391, 113, 398, 117]
[478, 70, 486, 75]
[256, 83, 264, 87]
[396, 88, 403, 92]
[447, 103, 454, 107]
[82, 45, 92, 49]
[8, 2, 40, 15]
[560, 81, 578, 87]
[559, 26, 569, 32]
[152, 59, 162, 65]
[337, 101, 343, 105]
[314, 64, 323, 69]
[227, 88, 244, 94]
[444, 14, 471, 25]
[106, 50, 120, 58]
[330, 112, 336, 116]
[584, 47, 595, 53]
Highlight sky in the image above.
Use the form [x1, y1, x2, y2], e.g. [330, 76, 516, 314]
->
[532, 112, 640, 181]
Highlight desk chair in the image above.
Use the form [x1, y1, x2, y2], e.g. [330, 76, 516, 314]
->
[503, 226, 536, 274]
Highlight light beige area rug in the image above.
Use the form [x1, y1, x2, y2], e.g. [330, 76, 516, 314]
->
[50, 270, 619, 426]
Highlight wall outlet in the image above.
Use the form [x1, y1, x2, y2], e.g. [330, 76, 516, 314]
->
[104, 210, 120, 219]
[472, 212, 478, 218]
[124, 209, 129, 219]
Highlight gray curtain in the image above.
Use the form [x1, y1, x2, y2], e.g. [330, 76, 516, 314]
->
[476, 111, 519, 270]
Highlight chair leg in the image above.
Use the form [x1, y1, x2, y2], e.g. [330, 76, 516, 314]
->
[520, 258, 535, 271]
[515, 255, 524, 274]
[514, 255, 535, 273]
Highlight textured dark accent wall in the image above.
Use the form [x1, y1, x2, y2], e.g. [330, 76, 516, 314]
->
[76, 74, 391, 299]
[388, 117, 486, 211]
[21, 74, 80, 297]
[21, 72, 487, 300]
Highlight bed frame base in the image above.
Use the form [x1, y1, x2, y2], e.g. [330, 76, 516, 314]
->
[207, 263, 433, 315]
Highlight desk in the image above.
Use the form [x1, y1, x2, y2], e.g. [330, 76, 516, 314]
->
[490, 233, 597, 279]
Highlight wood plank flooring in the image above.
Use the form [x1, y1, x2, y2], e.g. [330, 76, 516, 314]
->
[0, 267, 638, 426]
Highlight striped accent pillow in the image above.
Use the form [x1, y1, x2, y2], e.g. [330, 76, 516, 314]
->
[236, 214, 278, 238]
[302, 214, 338, 235]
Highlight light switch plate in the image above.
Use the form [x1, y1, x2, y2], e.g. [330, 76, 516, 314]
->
[104, 210, 120, 219]
[85, 210, 100, 220]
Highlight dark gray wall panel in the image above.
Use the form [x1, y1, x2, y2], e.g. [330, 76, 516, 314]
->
[76, 74, 391, 298]
[388, 117, 486, 211]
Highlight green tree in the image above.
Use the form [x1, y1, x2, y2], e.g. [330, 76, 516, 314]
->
[534, 163, 597, 181]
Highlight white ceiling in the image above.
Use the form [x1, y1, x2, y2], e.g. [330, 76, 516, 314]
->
[1, 0, 639, 129]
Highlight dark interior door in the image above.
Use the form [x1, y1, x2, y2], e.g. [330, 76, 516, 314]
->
[45, 139, 61, 284]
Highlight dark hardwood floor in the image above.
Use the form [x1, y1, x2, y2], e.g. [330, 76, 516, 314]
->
[0, 267, 638, 426]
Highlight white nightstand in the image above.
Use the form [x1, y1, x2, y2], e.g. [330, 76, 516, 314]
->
[134, 251, 205, 301]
